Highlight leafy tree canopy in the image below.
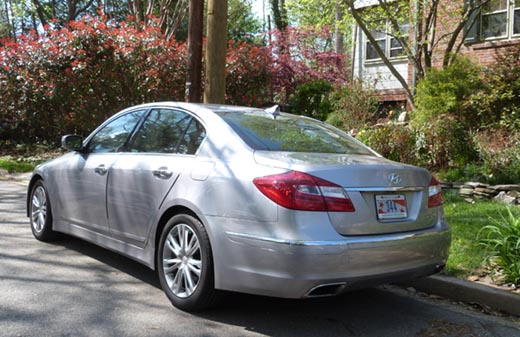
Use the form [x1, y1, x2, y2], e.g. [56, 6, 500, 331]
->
[228, 0, 263, 43]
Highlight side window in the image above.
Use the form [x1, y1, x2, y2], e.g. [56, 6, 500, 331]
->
[178, 118, 206, 155]
[88, 110, 145, 153]
[130, 108, 205, 154]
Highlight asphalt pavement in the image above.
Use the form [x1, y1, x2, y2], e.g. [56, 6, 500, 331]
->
[1, 178, 519, 337]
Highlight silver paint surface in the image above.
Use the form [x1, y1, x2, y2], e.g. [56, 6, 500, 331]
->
[28, 102, 451, 298]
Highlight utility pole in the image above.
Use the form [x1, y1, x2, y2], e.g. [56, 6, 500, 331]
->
[186, 0, 204, 102]
[204, 0, 227, 104]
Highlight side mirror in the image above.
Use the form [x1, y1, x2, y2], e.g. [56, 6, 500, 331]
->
[61, 134, 84, 152]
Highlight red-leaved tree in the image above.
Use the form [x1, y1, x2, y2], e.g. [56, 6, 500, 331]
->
[0, 18, 349, 145]
[268, 26, 348, 103]
[0, 16, 187, 144]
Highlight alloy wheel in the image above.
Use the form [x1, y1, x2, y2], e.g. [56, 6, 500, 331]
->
[162, 223, 202, 298]
[31, 185, 47, 233]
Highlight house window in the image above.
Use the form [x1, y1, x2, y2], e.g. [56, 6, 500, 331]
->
[366, 29, 386, 60]
[469, 0, 520, 40]
[514, 1, 520, 34]
[365, 21, 408, 61]
[482, 0, 508, 38]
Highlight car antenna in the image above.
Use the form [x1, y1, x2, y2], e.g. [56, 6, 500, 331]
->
[264, 105, 280, 119]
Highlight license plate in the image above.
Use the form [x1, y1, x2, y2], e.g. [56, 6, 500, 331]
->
[375, 194, 407, 220]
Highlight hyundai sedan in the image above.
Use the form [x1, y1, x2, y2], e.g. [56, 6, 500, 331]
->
[27, 102, 451, 311]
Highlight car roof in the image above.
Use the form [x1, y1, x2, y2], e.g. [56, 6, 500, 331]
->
[123, 102, 263, 115]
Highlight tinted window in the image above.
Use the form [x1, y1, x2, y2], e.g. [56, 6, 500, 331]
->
[178, 117, 206, 154]
[217, 111, 374, 155]
[88, 110, 145, 153]
[130, 109, 205, 154]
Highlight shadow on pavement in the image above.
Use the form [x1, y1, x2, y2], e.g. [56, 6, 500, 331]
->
[48, 236, 161, 289]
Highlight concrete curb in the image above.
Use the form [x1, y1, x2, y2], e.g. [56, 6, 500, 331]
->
[401, 274, 520, 317]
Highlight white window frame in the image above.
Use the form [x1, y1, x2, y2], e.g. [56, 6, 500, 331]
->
[481, 0, 520, 40]
[364, 20, 407, 62]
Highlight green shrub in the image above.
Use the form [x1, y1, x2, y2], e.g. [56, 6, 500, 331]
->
[413, 57, 483, 129]
[356, 124, 417, 164]
[326, 79, 378, 133]
[479, 207, 520, 285]
[473, 128, 520, 184]
[467, 45, 520, 130]
[437, 163, 487, 183]
[415, 115, 477, 170]
[289, 79, 333, 121]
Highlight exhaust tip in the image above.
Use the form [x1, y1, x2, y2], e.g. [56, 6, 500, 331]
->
[435, 264, 446, 273]
[306, 282, 347, 298]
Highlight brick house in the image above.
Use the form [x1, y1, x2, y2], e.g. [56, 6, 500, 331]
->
[351, 0, 520, 109]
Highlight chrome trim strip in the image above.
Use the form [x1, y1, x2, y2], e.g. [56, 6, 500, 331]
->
[343, 187, 423, 192]
[225, 229, 449, 247]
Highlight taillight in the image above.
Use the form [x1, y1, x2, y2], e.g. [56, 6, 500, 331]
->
[253, 171, 355, 212]
[428, 177, 443, 208]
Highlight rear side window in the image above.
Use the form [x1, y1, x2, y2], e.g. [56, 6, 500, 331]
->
[217, 111, 374, 155]
[129, 108, 206, 154]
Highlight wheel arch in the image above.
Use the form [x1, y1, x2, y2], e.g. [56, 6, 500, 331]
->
[26, 174, 44, 217]
[153, 205, 206, 270]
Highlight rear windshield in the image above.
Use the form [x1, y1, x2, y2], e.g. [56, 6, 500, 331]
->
[216, 110, 374, 155]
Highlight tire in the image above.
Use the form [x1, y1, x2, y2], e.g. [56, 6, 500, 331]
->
[157, 214, 219, 311]
[29, 180, 57, 241]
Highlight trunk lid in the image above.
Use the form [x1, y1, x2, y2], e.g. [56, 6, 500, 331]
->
[254, 151, 437, 235]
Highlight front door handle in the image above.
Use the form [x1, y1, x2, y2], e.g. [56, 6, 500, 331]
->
[153, 167, 173, 179]
[94, 165, 107, 175]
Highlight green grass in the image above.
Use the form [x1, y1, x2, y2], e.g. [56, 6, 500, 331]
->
[0, 158, 36, 173]
[443, 191, 518, 278]
[0, 149, 62, 174]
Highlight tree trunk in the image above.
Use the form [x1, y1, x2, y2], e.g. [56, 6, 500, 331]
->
[31, 0, 49, 27]
[334, 1, 343, 53]
[204, 0, 227, 104]
[3, 0, 14, 39]
[127, 0, 142, 29]
[186, 0, 203, 102]
[270, 0, 287, 30]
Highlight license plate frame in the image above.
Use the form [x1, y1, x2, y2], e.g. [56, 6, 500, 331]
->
[375, 194, 408, 220]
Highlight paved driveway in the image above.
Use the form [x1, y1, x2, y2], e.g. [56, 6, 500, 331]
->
[1, 179, 519, 337]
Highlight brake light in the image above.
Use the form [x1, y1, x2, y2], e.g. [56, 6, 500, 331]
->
[428, 177, 443, 208]
[253, 171, 355, 212]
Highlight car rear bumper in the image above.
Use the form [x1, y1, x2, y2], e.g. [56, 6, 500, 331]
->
[211, 217, 451, 298]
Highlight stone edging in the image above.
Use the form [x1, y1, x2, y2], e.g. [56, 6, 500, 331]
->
[442, 182, 520, 205]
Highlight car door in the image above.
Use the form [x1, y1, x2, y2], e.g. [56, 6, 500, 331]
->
[106, 108, 206, 246]
[56, 110, 146, 234]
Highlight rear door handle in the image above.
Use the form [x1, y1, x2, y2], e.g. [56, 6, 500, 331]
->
[153, 167, 173, 179]
[94, 165, 107, 175]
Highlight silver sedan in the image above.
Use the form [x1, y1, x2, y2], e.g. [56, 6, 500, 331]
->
[27, 102, 451, 311]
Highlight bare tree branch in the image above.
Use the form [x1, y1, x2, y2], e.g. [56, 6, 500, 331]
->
[346, 0, 415, 108]
[443, 0, 490, 67]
